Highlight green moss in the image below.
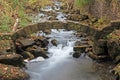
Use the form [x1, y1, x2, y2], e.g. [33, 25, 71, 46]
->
[75, 0, 94, 7]
[0, 0, 52, 33]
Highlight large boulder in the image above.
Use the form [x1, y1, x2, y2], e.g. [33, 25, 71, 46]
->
[0, 63, 29, 80]
[15, 38, 35, 54]
[107, 39, 120, 63]
[18, 39, 35, 48]
[0, 54, 25, 67]
[93, 39, 108, 55]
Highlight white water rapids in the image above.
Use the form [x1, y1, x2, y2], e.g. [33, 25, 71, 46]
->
[26, 29, 114, 80]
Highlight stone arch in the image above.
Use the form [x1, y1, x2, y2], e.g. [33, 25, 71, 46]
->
[11, 20, 120, 41]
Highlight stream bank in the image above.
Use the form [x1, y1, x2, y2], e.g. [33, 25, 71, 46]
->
[0, 0, 119, 80]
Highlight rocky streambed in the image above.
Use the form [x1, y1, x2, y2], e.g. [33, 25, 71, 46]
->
[0, 0, 119, 80]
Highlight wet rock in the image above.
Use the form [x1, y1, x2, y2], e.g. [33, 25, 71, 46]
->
[80, 41, 89, 45]
[81, 38, 89, 41]
[21, 51, 34, 60]
[43, 29, 51, 34]
[85, 47, 93, 53]
[29, 57, 45, 62]
[15, 38, 35, 54]
[49, 16, 57, 20]
[75, 40, 89, 46]
[28, 47, 49, 58]
[107, 39, 120, 62]
[73, 45, 87, 53]
[75, 33, 87, 38]
[75, 41, 82, 46]
[73, 51, 81, 58]
[0, 54, 25, 67]
[17, 38, 35, 48]
[34, 36, 49, 48]
[75, 33, 83, 37]
[51, 39, 58, 46]
[0, 63, 29, 80]
[87, 52, 109, 61]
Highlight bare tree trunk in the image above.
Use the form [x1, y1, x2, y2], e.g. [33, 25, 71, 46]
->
[12, 18, 19, 32]
[12, 12, 19, 32]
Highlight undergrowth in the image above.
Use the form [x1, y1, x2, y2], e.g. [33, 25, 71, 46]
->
[0, 0, 51, 33]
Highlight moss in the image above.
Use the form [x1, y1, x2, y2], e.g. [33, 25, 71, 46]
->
[0, 0, 52, 33]
[75, 0, 94, 7]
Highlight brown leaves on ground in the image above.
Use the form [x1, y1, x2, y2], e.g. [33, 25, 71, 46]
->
[0, 63, 28, 80]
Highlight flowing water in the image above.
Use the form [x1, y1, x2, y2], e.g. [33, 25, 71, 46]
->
[26, 29, 115, 80]
[26, 1, 115, 80]
[32, 0, 67, 23]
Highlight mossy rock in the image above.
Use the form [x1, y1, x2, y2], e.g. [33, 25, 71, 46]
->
[0, 53, 25, 67]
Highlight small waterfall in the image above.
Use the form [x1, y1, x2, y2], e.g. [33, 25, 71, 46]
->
[48, 41, 75, 61]
[48, 29, 76, 62]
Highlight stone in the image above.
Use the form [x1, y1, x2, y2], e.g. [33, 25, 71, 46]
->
[29, 57, 45, 62]
[81, 38, 89, 41]
[75, 33, 83, 37]
[51, 39, 58, 46]
[43, 29, 51, 34]
[107, 39, 120, 60]
[21, 51, 34, 60]
[15, 38, 35, 54]
[18, 38, 35, 48]
[115, 55, 120, 64]
[34, 36, 49, 48]
[112, 63, 120, 80]
[93, 39, 108, 55]
[90, 17, 98, 23]
[73, 45, 87, 53]
[72, 51, 81, 58]
[0, 53, 25, 67]
[85, 47, 93, 53]
[87, 52, 109, 61]
[79, 15, 89, 21]
[75, 41, 82, 46]
[67, 14, 80, 21]
[0, 63, 29, 80]
[28, 48, 49, 58]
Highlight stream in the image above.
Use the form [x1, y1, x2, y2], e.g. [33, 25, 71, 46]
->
[26, 29, 114, 80]
[25, 1, 115, 80]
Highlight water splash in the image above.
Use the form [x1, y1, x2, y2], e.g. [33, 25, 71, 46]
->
[56, 12, 67, 21]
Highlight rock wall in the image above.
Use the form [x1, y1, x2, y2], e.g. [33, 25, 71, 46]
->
[82, 0, 120, 20]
